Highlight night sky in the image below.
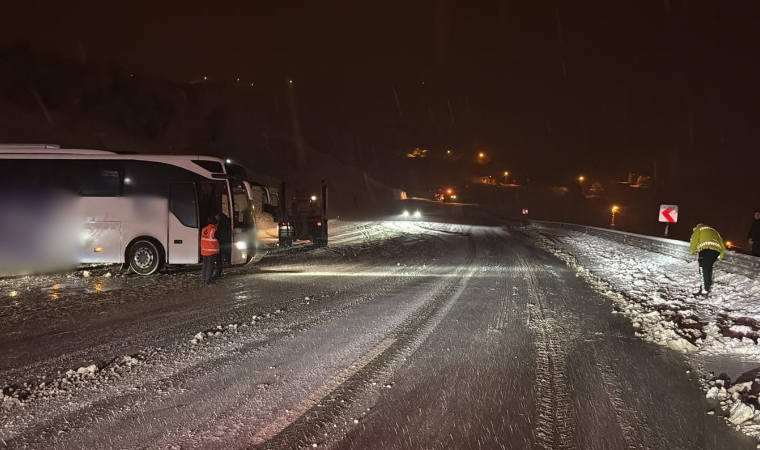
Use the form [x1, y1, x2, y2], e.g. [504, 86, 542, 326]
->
[2, 1, 759, 199]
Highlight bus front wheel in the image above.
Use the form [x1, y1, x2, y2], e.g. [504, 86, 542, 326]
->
[128, 239, 164, 275]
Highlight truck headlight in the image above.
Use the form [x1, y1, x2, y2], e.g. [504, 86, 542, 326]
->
[235, 241, 248, 250]
[402, 210, 410, 217]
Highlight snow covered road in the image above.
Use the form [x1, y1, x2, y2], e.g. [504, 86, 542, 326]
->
[0, 217, 755, 449]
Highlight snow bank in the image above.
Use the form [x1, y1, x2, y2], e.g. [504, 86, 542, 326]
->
[522, 225, 760, 439]
[1, 352, 147, 409]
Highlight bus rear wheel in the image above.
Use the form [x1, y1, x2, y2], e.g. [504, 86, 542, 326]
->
[128, 239, 164, 275]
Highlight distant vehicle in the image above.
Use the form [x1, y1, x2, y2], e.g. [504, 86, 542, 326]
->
[401, 209, 423, 220]
[278, 181, 328, 247]
[0, 145, 259, 275]
[434, 188, 457, 203]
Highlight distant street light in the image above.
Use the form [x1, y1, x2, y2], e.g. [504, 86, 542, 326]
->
[611, 205, 620, 228]
[289, 79, 294, 85]
[447, 150, 452, 155]
[203, 76, 208, 81]
[579, 175, 585, 182]
[503, 171, 509, 184]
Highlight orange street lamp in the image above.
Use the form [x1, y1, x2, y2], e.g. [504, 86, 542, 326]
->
[579, 175, 585, 182]
[478, 152, 485, 159]
[611, 205, 620, 228]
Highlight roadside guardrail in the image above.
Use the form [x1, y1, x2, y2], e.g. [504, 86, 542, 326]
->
[530, 220, 760, 279]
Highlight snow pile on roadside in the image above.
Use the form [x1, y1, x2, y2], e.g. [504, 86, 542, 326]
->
[1, 353, 146, 409]
[189, 305, 296, 344]
[525, 229, 702, 353]
[521, 226, 760, 437]
[523, 227, 760, 354]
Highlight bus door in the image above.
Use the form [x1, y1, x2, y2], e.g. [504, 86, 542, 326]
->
[197, 181, 233, 262]
[168, 183, 200, 264]
[229, 179, 255, 264]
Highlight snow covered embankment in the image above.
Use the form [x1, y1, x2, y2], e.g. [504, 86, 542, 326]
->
[521, 226, 760, 438]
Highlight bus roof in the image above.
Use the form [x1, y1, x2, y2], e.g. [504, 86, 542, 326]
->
[0, 147, 229, 178]
[0, 147, 224, 162]
[0, 148, 117, 155]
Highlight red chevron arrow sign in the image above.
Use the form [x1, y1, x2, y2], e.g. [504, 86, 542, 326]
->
[659, 205, 678, 223]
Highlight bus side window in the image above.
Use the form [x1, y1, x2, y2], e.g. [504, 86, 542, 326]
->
[79, 170, 120, 197]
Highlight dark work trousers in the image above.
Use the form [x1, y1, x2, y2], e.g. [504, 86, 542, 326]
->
[203, 253, 221, 284]
[698, 249, 720, 292]
[213, 251, 224, 279]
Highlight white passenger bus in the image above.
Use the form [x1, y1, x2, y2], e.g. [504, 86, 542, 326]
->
[0, 145, 258, 275]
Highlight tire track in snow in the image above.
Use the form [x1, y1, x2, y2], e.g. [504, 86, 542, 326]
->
[249, 337, 398, 445]
[597, 357, 657, 450]
[523, 253, 578, 450]
[250, 233, 479, 450]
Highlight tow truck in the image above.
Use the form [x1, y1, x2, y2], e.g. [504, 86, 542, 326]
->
[278, 181, 328, 247]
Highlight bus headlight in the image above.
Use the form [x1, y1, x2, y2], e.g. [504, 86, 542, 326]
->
[235, 241, 248, 251]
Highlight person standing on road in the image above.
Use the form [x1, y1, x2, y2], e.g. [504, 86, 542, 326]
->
[215, 212, 231, 278]
[748, 209, 760, 257]
[689, 223, 726, 297]
[201, 216, 221, 284]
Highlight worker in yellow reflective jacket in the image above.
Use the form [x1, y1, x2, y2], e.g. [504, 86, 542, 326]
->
[689, 223, 726, 297]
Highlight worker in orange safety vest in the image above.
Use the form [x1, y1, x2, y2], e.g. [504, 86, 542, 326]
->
[201, 216, 221, 284]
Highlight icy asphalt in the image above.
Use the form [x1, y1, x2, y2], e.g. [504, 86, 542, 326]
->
[0, 208, 756, 449]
